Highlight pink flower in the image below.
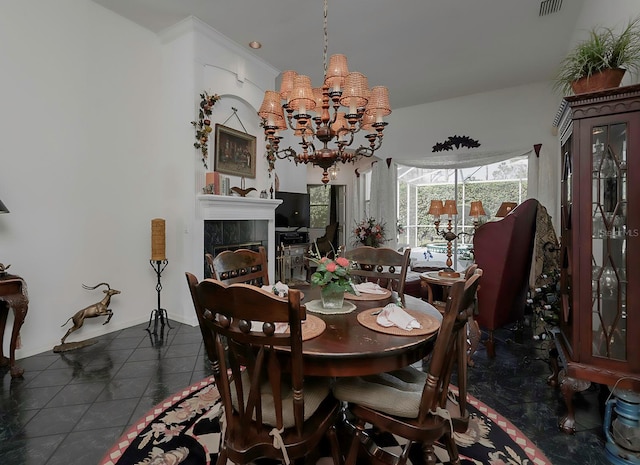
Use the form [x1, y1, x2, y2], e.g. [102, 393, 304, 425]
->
[335, 257, 349, 267]
[325, 262, 337, 272]
[320, 257, 329, 263]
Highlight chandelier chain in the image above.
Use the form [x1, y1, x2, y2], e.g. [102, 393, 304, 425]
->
[323, 0, 328, 79]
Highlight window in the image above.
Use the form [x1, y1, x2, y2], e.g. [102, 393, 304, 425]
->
[397, 156, 528, 250]
[308, 185, 331, 228]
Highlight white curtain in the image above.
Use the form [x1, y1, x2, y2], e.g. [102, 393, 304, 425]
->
[397, 147, 533, 170]
[369, 159, 398, 250]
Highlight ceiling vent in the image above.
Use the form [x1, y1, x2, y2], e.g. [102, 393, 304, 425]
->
[539, 0, 562, 16]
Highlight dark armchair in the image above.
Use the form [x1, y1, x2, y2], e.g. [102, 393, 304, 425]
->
[472, 198, 539, 357]
[313, 222, 338, 256]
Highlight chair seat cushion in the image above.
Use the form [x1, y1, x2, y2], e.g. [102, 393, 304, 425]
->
[232, 371, 332, 428]
[333, 366, 427, 418]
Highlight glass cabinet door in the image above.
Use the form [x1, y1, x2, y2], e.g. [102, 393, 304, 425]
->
[590, 122, 627, 361]
[560, 135, 573, 339]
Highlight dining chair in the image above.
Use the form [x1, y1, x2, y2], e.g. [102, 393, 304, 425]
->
[184, 273, 342, 465]
[332, 267, 482, 465]
[205, 246, 269, 286]
[344, 246, 411, 306]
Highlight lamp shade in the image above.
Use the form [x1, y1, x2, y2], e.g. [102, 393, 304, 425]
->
[279, 70, 298, 101]
[496, 202, 517, 217]
[443, 200, 458, 216]
[469, 200, 486, 217]
[428, 200, 444, 216]
[325, 54, 349, 91]
[258, 90, 285, 128]
[288, 75, 316, 113]
[0, 199, 8, 214]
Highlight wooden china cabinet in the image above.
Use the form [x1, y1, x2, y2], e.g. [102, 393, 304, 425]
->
[551, 84, 640, 433]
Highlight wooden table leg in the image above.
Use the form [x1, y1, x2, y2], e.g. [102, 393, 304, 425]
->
[0, 297, 28, 378]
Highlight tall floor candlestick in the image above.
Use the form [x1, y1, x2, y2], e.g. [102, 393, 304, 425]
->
[147, 259, 171, 334]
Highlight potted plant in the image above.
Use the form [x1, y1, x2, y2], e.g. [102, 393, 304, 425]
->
[554, 16, 640, 95]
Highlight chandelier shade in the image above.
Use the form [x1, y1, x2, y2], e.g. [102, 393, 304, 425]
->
[258, 0, 391, 184]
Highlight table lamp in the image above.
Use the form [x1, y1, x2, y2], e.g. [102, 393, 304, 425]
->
[430, 199, 461, 278]
[495, 201, 517, 218]
[469, 200, 486, 228]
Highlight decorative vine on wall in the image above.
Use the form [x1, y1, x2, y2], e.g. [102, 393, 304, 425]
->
[190, 91, 221, 169]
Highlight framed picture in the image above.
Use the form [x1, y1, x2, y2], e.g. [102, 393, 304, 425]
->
[214, 124, 256, 178]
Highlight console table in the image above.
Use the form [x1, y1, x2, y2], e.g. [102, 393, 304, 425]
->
[0, 273, 29, 378]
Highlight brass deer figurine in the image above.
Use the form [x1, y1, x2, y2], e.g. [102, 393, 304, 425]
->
[60, 283, 120, 344]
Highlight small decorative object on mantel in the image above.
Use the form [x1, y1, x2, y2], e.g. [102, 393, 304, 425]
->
[432, 135, 481, 152]
[54, 283, 120, 352]
[190, 91, 221, 169]
[230, 177, 256, 197]
[203, 172, 220, 195]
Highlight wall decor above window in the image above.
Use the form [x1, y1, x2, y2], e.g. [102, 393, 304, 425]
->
[432, 135, 481, 152]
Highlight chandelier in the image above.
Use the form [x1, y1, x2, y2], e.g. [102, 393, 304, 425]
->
[258, 0, 391, 184]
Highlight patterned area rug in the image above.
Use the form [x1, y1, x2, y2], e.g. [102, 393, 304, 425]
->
[100, 376, 551, 465]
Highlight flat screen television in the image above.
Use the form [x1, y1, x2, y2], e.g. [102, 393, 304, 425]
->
[275, 191, 310, 229]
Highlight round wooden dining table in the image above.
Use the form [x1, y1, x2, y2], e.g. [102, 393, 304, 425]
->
[293, 285, 442, 377]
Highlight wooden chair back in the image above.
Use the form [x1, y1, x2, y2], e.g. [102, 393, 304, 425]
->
[340, 267, 482, 465]
[184, 273, 341, 465]
[418, 268, 482, 425]
[205, 246, 269, 286]
[344, 246, 411, 305]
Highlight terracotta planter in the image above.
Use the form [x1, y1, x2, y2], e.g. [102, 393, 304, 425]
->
[571, 68, 626, 94]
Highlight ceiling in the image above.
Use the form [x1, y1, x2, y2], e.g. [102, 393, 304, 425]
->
[91, 0, 584, 109]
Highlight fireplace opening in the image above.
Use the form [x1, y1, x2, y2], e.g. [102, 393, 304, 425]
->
[204, 220, 268, 278]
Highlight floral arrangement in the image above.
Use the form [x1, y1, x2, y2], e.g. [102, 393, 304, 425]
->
[308, 245, 354, 293]
[353, 217, 387, 248]
[190, 91, 221, 169]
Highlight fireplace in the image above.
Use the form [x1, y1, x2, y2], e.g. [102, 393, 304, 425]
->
[203, 219, 268, 277]
[195, 195, 282, 281]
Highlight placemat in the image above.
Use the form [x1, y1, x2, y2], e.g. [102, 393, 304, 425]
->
[289, 314, 326, 341]
[305, 299, 357, 315]
[357, 308, 441, 336]
[344, 288, 392, 301]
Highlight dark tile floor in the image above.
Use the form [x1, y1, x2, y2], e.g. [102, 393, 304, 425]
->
[0, 320, 611, 465]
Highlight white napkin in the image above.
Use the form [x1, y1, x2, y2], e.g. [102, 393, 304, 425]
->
[262, 281, 289, 297]
[376, 304, 422, 330]
[355, 282, 387, 295]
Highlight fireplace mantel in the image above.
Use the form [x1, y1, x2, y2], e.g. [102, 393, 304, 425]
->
[196, 194, 282, 220]
[194, 194, 282, 283]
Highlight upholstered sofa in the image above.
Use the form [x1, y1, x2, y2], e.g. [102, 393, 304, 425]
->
[472, 198, 539, 357]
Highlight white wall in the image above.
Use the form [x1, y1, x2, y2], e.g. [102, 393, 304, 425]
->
[0, 0, 165, 357]
[3, 0, 640, 359]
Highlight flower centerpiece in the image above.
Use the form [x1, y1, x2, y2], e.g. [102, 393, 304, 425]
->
[308, 246, 354, 309]
[353, 217, 387, 248]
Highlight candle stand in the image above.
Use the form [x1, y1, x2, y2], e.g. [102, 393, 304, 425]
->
[146, 259, 172, 335]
